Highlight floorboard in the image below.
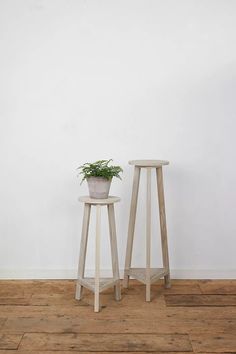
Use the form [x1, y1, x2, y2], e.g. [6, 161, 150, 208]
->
[19, 333, 192, 352]
[0, 279, 235, 352]
[165, 294, 236, 306]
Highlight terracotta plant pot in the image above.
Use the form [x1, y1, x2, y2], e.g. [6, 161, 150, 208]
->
[87, 177, 112, 199]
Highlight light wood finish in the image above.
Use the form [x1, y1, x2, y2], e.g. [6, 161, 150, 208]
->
[76, 278, 120, 293]
[123, 166, 141, 288]
[94, 205, 101, 312]
[146, 167, 151, 301]
[79, 196, 120, 205]
[1, 280, 236, 352]
[156, 167, 171, 288]
[124, 160, 171, 299]
[77, 197, 121, 312]
[75, 203, 91, 300]
[129, 159, 169, 167]
[128, 268, 168, 285]
[107, 204, 121, 300]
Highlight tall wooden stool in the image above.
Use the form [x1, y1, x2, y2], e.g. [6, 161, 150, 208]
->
[124, 160, 171, 301]
[75, 196, 121, 312]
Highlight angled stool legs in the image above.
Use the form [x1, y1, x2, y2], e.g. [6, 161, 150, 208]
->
[124, 160, 171, 301]
[76, 196, 121, 312]
[108, 204, 121, 301]
[123, 166, 141, 288]
[94, 205, 101, 312]
[156, 167, 171, 288]
[75, 203, 91, 300]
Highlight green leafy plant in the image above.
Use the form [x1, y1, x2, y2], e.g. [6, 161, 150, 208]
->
[77, 159, 123, 184]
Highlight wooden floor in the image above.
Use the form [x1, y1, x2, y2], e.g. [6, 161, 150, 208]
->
[0, 279, 236, 353]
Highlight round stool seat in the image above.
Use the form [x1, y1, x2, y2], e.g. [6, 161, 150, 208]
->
[129, 160, 169, 167]
[79, 196, 120, 205]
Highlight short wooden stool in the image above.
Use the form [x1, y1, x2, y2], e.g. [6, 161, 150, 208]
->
[124, 160, 171, 301]
[76, 196, 121, 312]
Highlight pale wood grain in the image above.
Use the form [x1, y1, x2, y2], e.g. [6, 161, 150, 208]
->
[128, 268, 167, 285]
[75, 203, 91, 301]
[146, 167, 151, 302]
[107, 203, 121, 301]
[94, 205, 101, 312]
[129, 160, 169, 167]
[124, 166, 141, 288]
[156, 166, 171, 288]
[78, 196, 120, 205]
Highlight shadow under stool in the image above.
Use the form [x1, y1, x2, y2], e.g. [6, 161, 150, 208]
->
[123, 160, 171, 301]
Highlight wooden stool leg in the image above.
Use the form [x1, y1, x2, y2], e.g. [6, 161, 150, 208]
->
[94, 205, 101, 312]
[146, 168, 151, 301]
[124, 166, 141, 288]
[108, 204, 121, 301]
[76, 203, 91, 300]
[156, 167, 171, 288]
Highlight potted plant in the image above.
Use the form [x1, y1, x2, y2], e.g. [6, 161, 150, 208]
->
[77, 159, 123, 199]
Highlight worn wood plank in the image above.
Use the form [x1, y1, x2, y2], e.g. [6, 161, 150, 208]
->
[0, 334, 23, 350]
[29, 293, 90, 306]
[2, 302, 236, 321]
[166, 306, 236, 320]
[191, 334, 236, 352]
[0, 297, 31, 305]
[2, 316, 236, 335]
[1, 280, 236, 352]
[105, 281, 201, 295]
[0, 352, 194, 354]
[0, 279, 201, 296]
[19, 333, 192, 352]
[29, 291, 166, 307]
[0, 280, 75, 296]
[0, 304, 167, 319]
[199, 280, 236, 294]
[165, 294, 236, 306]
[148, 283, 201, 295]
[0, 319, 6, 330]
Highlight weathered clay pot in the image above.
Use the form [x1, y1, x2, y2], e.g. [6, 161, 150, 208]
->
[87, 177, 111, 199]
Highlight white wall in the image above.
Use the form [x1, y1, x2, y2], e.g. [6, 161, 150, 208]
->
[0, 0, 236, 279]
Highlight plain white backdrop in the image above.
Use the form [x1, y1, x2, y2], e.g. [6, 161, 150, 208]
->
[0, 0, 235, 279]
